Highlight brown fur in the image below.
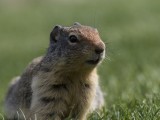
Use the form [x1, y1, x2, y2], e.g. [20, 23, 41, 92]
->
[4, 22, 105, 120]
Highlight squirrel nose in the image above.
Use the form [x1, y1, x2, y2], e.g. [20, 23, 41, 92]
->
[95, 48, 104, 54]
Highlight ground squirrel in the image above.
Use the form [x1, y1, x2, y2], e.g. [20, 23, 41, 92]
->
[4, 22, 105, 120]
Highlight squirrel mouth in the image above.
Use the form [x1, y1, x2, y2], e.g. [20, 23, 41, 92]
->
[86, 58, 100, 65]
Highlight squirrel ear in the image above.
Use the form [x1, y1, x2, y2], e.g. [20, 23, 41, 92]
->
[73, 22, 81, 26]
[50, 25, 62, 43]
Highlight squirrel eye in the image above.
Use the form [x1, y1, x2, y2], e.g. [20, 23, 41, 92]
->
[69, 35, 78, 43]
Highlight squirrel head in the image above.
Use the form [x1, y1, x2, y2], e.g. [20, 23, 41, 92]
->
[48, 22, 105, 72]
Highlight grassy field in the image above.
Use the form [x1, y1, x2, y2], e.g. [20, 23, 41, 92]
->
[0, 0, 160, 119]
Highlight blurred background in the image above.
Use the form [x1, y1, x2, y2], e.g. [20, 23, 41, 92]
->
[0, 0, 160, 115]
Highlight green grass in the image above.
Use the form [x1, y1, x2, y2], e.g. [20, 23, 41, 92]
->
[0, 0, 160, 119]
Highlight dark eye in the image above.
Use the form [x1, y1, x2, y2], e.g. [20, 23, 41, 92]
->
[69, 35, 78, 43]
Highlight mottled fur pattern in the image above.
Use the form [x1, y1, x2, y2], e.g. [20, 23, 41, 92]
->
[4, 22, 105, 120]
